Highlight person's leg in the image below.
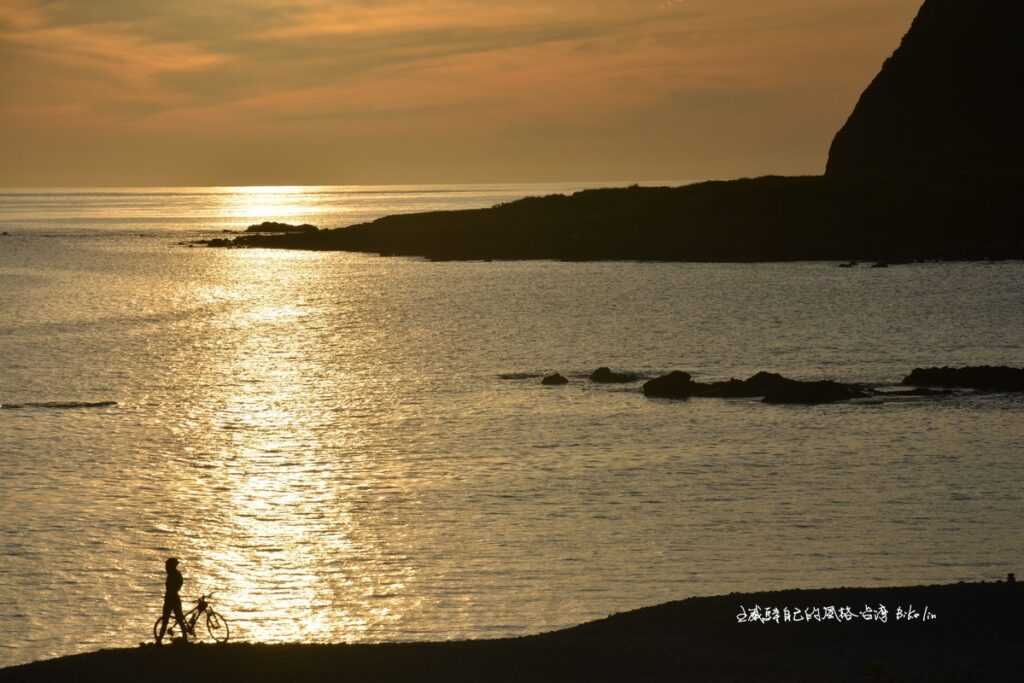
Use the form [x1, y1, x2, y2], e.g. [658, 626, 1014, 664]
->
[173, 598, 189, 642]
[156, 600, 172, 644]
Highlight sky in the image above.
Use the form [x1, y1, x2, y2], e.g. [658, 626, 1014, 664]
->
[0, 0, 923, 187]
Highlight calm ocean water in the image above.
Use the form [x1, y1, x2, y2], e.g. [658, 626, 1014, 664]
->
[1, 186, 1023, 667]
[0, 183, 627, 235]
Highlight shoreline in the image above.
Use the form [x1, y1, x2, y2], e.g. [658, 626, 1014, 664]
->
[4, 580, 1020, 682]
[196, 176, 1024, 263]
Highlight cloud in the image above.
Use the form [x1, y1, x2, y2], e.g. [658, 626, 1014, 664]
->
[0, 1, 45, 31]
[2, 0, 701, 129]
[0, 0, 924, 185]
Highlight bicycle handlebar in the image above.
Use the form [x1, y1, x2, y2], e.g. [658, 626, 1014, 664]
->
[192, 591, 217, 605]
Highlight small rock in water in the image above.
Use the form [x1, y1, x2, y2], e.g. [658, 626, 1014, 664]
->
[589, 367, 640, 383]
[542, 373, 569, 386]
[763, 380, 867, 405]
[244, 221, 319, 234]
[901, 365, 1024, 392]
[642, 371, 694, 398]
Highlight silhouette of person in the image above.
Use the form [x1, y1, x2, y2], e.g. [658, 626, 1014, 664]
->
[156, 557, 189, 644]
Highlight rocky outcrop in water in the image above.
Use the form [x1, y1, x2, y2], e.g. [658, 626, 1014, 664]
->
[827, 1, 1024, 180]
[201, 238, 235, 247]
[901, 366, 1024, 391]
[0, 401, 118, 409]
[762, 381, 868, 405]
[643, 371, 868, 404]
[589, 367, 641, 383]
[641, 371, 694, 399]
[244, 222, 319, 234]
[516, 363, 1016, 405]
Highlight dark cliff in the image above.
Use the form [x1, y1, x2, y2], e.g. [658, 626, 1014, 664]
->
[827, 0, 1024, 179]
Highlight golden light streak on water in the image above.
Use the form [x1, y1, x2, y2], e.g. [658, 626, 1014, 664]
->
[206, 248, 347, 644]
[176, 246, 426, 646]
[218, 186, 317, 222]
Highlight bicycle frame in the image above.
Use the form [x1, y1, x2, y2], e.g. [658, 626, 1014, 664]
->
[181, 598, 207, 633]
[155, 593, 229, 643]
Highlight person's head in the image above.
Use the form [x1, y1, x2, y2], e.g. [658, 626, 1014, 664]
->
[165, 557, 179, 573]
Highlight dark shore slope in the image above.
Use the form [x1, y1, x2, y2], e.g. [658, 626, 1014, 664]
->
[213, 0, 1024, 262]
[3, 581, 1020, 682]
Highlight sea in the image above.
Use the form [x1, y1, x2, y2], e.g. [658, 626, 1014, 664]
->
[1, 184, 1022, 667]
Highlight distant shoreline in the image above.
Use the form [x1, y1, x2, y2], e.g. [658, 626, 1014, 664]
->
[3, 580, 1019, 682]
[199, 175, 1024, 263]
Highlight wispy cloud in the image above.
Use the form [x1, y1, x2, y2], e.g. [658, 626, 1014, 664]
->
[0, 0, 923, 185]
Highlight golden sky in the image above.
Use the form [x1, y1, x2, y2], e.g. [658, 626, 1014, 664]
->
[0, 0, 922, 186]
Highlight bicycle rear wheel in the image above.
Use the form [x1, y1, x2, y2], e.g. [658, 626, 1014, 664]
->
[153, 615, 177, 642]
[206, 610, 230, 643]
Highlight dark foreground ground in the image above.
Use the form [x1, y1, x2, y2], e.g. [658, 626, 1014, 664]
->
[3, 581, 1020, 682]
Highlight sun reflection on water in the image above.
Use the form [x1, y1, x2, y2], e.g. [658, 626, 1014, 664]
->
[217, 186, 320, 223]
[190, 248, 417, 645]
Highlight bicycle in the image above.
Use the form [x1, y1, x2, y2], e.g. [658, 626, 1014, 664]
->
[153, 593, 230, 644]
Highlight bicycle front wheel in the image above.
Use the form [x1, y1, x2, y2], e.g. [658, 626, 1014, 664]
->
[206, 610, 230, 643]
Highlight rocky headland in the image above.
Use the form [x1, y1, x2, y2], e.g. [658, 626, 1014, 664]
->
[826, 1, 1024, 180]
[202, 1, 1024, 262]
